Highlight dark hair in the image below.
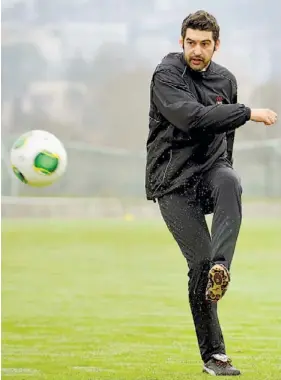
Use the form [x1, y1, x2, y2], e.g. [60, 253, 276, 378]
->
[181, 10, 220, 42]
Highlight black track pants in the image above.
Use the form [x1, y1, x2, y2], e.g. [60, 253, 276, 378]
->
[158, 162, 242, 363]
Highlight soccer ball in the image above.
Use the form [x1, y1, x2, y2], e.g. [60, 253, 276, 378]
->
[10, 130, 67, 187]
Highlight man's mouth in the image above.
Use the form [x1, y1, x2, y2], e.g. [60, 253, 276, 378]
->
[191, 58, 203, 65]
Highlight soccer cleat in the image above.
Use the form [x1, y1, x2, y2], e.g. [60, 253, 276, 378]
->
[203, 354, 241, 376]
[205, 264, 230, 302]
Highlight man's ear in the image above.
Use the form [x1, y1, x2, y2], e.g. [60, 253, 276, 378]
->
[214, 39, 220, 51]
[179, 37, 184, 49]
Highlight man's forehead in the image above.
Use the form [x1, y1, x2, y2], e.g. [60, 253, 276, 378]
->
[185, 28, 213, 41]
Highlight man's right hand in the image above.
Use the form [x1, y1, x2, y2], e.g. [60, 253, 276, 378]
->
[250, 109, 278, 126]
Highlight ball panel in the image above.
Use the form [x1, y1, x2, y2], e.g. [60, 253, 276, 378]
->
[34, 151, 59, 175]
[12, 131, 33, 149]
[12, 166, 28, 184]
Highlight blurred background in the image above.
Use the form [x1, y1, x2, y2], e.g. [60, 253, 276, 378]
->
[1, 0, 281, 216]
[2, 3, 281, 377]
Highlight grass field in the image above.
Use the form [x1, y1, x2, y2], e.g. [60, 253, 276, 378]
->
[2, 218, 281, 379]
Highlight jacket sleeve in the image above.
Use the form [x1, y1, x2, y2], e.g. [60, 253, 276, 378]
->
[152, 68, 251, 135]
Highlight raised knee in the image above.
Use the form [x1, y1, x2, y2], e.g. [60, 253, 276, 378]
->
[214, 170, 242, 194]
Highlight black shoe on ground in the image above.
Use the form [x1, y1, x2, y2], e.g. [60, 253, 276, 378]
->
[203, 354, 241, 376]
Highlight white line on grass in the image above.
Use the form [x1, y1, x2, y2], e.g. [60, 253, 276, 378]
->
[72, 366, 115, 373]
[2, 368, 40, 376]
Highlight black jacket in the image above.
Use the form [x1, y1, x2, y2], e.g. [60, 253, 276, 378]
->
[145, 52, 251, 201]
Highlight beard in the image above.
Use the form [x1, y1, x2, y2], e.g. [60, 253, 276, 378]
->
[187, 56, 211, 71]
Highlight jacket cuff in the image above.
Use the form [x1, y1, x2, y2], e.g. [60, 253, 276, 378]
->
[245, 107, 251, 121]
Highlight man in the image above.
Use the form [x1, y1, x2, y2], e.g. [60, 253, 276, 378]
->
[145, 10, 277, 376]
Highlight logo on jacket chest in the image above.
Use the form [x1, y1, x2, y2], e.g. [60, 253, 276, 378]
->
[216, 96, 223, 105]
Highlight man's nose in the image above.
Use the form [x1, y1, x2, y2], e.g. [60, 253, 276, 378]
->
[193, 44, 202, 56]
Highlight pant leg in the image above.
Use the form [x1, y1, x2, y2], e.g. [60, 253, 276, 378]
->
[158, 191, 226, 362]
[201, 163, 243, 269]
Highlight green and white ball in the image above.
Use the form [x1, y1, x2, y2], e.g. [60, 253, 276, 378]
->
[11, 130, 67, 187]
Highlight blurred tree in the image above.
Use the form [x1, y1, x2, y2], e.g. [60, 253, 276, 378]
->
[81, 42, 149, 147]
[1, 42, 47, 134]
[2, 42, 47, 101]
[96, 67, 151, 149]
[64, 50, 90, 83]
[90, 43, 132, 84]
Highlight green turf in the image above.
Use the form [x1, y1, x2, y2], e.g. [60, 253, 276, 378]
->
[2, 219, 281, 379]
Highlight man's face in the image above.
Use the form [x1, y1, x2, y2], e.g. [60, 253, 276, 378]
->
[181, 28, 219, 71]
